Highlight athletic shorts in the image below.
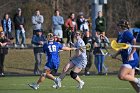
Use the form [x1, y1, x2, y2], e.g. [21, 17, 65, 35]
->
[44, 61, 60, 71]
[122, 59, 139, 69]
[71, 56, 87, 68]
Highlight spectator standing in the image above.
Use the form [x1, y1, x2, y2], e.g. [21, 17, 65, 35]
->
[32, 9, 44, 35]
[93, 34, 109, 75]
[13, 8, 26, 47]
[1, 13, 14, 40]
[52, 9, 64, 43]
[76, 12, 85, 30]
[80, 19, 90, 38]
[31, 30, 47, 75]
[83, 31, 94, 75]
[0, 26, 10, 76]
[65, 12, 77, 44]
[95, 11, 106, 36]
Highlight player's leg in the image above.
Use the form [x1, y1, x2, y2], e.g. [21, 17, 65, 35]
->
[128, 69, 139, 93]
[70, 58, 87, 89]
[55, 61, 75, 88]
[28, 68, 55, 90]
[28, 69, 48, 90]
[28, 73, 45, 90]
[72, 66, 84, 89]
[118, 65, 140, 93]
[37, 68, 56, 83]
[118, 65, 137, 81]
[36, 69, 48, 84]
[59, 61, 75, 80]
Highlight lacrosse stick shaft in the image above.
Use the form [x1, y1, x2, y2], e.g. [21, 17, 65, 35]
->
[131, 45, 140, 48]
[104, 47, 122, 61]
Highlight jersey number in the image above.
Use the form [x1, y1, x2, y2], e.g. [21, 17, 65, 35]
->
[48, 45, 56, 52]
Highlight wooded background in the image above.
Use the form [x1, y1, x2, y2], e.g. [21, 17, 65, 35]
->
[0, 0, 140, 37]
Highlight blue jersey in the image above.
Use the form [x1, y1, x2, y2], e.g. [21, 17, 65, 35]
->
[117, 30, 139, 68]
[43, 41, 63, 70]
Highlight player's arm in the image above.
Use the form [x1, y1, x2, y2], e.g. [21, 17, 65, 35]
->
[62, 47, 76, 51]
[112, 50, 121, 59]
[128, 38, 136, 61]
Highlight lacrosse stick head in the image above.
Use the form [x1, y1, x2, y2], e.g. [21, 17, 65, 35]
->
[85, 43, 91, 51]
[111, 40, 129, 51]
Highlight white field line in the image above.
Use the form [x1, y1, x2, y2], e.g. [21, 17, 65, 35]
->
[9, 84, 130, 90]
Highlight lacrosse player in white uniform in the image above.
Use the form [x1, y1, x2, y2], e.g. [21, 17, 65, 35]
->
[54, 31, 87, 89]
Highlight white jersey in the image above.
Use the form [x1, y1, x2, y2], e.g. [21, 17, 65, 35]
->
[71, 38, 87, 68]
[75, 38, 87, 59]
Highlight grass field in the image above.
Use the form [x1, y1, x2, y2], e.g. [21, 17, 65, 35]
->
[4, 48, 121, 75]
[0, 76, 137, 93]
[3, 38, 121, 75]
[0, 38, 139, 93]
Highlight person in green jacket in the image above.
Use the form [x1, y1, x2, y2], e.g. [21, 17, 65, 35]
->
[95, 11, 106, 36]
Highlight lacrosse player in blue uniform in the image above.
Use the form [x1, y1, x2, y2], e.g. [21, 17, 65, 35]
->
[28, 33, 75, 90]
[113, 19, 140, 93]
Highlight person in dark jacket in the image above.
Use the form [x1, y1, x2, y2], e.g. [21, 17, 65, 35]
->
[83, 31, 95, 75]
[76, 12, 85, 30]
[93, 34, 110, 75]
[0, 27, 10, 76]
[14, 8, 26, 47]
[31, 29, 47, 75]
[95, 11, 106, 36]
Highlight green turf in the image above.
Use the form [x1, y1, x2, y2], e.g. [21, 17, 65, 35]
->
[4, 48, 121, 75]
[0, 76, 136, 93]
[0, 38, 137, 93]
[3, 38, 121, 75]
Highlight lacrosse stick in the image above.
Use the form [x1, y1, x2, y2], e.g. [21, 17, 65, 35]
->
[135, 67, 140, 71]
[101, 47, 122, 61]
[75, 43, 91, 52]
[111, 40, 140, 51]
[78, 43, 91, 51]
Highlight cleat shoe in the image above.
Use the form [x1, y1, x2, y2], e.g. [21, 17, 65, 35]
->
[85, 72, 90, 75]
[28, 83, 39, 90]
[0, 73, 5, 77]
[52, 81, 57, 88]
[52, 83, 57, 88]
[54, 78, 61, 88]
[1, 73, 4, 76]
[77, 80, 85, 89]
